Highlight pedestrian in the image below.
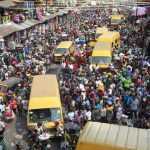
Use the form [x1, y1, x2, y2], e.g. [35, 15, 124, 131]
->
[0, 118, 5, 135]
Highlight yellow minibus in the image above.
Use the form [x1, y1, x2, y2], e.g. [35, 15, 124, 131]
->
[27, 75, 63, 136]
[95, 27, 109, 40]
[93, 42, 112, 52]
[97, 31, 120, 48]
[92, 52, 111, 69]
[54, 41, 73, 62]
[76, 121, 150, 150]
[90, 27, 109, 47]
[0, 77, 23, 102]
[110, 15, 124, 30]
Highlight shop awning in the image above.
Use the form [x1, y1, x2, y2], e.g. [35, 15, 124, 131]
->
[12, 0, 23, 2]
[29, 19, 44, 25]
[57, 12, 64, 16]
[0, 22, 20, 37]
[23, 20, 35, 27]
[18, 22, 31, 30]
[44, 14, 57, 21]
[59, 9, 69, 15]
[0, 0, 16, 8]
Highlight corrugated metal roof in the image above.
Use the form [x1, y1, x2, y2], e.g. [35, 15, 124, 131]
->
[0, 22, 20, 37]
[0, 0, 16, 8]
[18, 22, 31, 30]
[28, 19, 43, 25]
[0, 18, 50, 37]
[44, 14, 57, 21]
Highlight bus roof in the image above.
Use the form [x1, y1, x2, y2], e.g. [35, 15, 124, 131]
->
[29, 75, 61, 109]
[96, 27, 108, 34]
[93, 42, 112, 51]
[92, 50, 111, 57]
[77, 122, 150, 150]
[101, 32, 120, 37]
[57, 41, 73, 49]
[30, 75, 59, 99]
[111, 15, 124, 19]
[97, 32, 120, 41]
[112, 8, 118, 12]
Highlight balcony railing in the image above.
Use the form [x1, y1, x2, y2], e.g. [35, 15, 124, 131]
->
[0, 15, 11, 24]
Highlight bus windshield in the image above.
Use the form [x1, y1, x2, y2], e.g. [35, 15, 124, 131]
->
[111, 19, 120, 24]
[55, 48, 68, 54]
[29, 108, 61, 123]
[92, 56, 110, 64]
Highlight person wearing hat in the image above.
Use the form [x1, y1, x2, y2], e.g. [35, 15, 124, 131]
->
[55, 121, 64, 137]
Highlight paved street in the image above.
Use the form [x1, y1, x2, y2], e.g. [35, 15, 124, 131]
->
[4, 63, 60, 149]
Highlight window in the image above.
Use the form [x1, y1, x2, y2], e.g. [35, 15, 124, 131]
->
[55, 48, 68, 54]
[29, 108, 61, 123]
[92, 56, 110, 65]
[115, 39, 117, 43]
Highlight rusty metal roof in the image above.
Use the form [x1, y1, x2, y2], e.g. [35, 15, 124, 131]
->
[0, 0, 16, 8]
[0, 22, 20, 37]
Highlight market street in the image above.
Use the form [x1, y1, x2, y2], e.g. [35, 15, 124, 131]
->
[0, 1, 149, 150]
[4, 63, 60, 149]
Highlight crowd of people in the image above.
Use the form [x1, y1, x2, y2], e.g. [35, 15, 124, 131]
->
[0, 5, 149, 150]
[59, 8, 150, 130]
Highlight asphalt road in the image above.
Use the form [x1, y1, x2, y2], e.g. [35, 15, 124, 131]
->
[4, 63, 60, 150]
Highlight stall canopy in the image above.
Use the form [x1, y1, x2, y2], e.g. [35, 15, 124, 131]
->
[0, 22, 20, 37]
[0, 0, 16, 8]
[131, 7, 147, 16]
[44, 14, 57, 21]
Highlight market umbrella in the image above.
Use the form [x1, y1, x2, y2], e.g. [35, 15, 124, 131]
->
[131, 7, 147, 16]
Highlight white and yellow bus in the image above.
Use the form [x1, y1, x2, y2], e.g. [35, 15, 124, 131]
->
[27, 75, 63, 136]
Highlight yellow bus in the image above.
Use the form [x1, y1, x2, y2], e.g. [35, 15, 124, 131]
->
[95, 27, 109, 40]
[110, 15, 124, 30]
[54, 41, 73, 62]
[0, 77, 23, 102]
[97, 31, 120, 48]
[93, 42, 112, 52]
[90, 27, 109, 48]
[27, 75, 63, 136]
[76, 121, 150, 150]
[92, 42, 112, 68]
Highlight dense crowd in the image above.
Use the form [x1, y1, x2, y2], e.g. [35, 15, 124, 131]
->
[0, 6, 149, 150]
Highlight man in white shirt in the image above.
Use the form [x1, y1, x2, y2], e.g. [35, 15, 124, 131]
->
[85, 108, 91, 121]
[100, 106, 106, 122]
[67, 110, 75, 121]
[61, 61, 66, 69]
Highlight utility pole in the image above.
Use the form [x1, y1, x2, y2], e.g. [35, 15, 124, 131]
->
[136, 0, 138, 19]
[113, 0, 114, 8]
[46, 0, 48, 12]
